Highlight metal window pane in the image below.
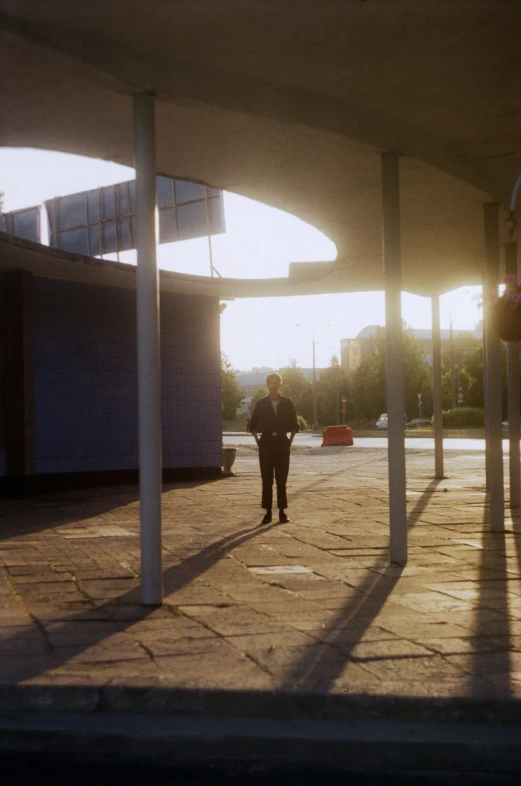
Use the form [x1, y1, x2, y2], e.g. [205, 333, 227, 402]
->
[207, 196, 226, 235]
[101, 220, 117, 253]
[89, 225, 101, 256]
[56, 227, 89, 255]
[130, 215, 137, 246]
[58, 193, 87, 230]
[159, 207, 177, 244]
[87, 190, 100, 223]
[157, 176, 174, 208]
[101, 186, 115, 220]
[117, 217, 131, 250]
[176, 200, 208, 241]
[46, 202, 56, 232]
[174, 179, 205, 204]
[12, 208, 39, 242]
[129, 181, 136, 213]
[116, 183, 129, 215]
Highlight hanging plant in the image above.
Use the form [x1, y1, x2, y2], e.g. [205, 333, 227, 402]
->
[491, 276, 521, 341]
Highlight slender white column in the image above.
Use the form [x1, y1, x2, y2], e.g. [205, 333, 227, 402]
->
[506, 242, 521, 508]
[134, 92, 163, 605]
[431, 294, 444, 479]
[483, 202, 504, 531]
[482, 274, 490, 489]
[382, 152, 407, 564]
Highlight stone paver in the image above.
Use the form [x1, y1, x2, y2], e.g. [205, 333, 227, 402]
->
[1, 444, 521, 700]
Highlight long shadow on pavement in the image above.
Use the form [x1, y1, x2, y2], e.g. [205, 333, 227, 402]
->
[1, 455, 439, 693]
[278, 481, 442, 691]
[470, 512, 512, 697]
[0, 515, 282, 683]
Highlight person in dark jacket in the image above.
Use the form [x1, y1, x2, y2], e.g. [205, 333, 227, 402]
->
[249, 373, 300, 524]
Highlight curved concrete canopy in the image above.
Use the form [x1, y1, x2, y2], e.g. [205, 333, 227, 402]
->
[0, 1, 518, 296]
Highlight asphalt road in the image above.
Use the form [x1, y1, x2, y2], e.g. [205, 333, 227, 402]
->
[223, 433, 507, 452]
[3, 755, 521, 786]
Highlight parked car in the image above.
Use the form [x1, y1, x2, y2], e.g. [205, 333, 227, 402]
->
[406, 418, 432, 428]
[376, 413, 388, 430]
[376, 413, 408, 429]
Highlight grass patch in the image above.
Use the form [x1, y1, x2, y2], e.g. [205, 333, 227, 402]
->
[223, 413, 249, 432]
[350, 427, 487, 439]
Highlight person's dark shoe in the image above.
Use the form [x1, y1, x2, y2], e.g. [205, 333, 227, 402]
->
[278, 511, 289, 523]
[261, 511, 272, 525]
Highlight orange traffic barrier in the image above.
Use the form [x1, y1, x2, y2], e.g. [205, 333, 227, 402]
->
[321, 425, 354, 447]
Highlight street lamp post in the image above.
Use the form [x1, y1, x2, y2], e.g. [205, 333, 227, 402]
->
[296, 323, 330, 431]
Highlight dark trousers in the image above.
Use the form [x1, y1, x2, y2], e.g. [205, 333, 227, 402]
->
[258, 435, 291, 510]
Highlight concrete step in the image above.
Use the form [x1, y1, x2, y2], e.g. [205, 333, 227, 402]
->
[1, 709, 521, 774]
[2, 686, 521, 773]
[1, 685, 521, 726]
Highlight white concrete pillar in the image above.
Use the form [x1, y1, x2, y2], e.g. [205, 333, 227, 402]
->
[382, 152, 407, 564]
[506, 242, 521, 508]
[133, 92, 163, 605]
[431, 294, 444, 479]
[482, 274, 490, 490]
[483, 202, 504, 531]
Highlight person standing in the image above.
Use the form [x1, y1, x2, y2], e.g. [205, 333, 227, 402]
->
[249, 373, 300, 524]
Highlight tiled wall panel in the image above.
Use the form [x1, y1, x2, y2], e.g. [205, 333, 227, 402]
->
[0, 273, 4, 475]
[33, 278, 221, 474]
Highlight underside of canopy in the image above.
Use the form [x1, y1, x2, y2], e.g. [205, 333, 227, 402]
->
[0, 1, 519, 296]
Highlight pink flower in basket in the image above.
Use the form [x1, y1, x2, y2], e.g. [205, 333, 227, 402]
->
[502, 277, 521, 308]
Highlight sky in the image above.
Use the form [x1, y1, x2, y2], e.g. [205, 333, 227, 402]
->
[1, 148, 483, 372]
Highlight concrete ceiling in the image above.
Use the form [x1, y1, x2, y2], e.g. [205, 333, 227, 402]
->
[0, 1, 519, 296]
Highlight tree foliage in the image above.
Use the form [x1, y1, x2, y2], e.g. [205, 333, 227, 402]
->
[402, 329, 433, 419]
[221, 353, 243, 420]
[249, 386, 267, 415]
[345, 326, 434, 424]
[316, 354, 348, 426]
[278, 360, 313, 423]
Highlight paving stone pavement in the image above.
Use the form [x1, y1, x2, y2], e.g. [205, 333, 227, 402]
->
[1, 444, 521, 701]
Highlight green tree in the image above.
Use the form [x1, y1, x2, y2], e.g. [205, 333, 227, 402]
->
[316, 354, 348, 425]
[221, 353, 243, 420]
[349, 350, 386, 424]
[460, 344, 484, 408]
[278, 360, 313, 423]
[346, 325, 434, 424]
[249, 386, 267, 414]
[402, 329, 433, 419]
[442, 367, 473, 410]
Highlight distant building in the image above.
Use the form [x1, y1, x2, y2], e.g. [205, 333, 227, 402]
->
[340, 326, 383, 372]
[340, 323, 482, 372]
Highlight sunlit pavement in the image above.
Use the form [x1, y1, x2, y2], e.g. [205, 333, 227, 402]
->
[2, 444, 521, 771]
[1, 443, 521, 699]
[224, 433, 513, 452]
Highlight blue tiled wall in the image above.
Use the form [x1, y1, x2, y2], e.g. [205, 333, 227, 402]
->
[0, 272, 4, 475]
[33, 277, 221, 474]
